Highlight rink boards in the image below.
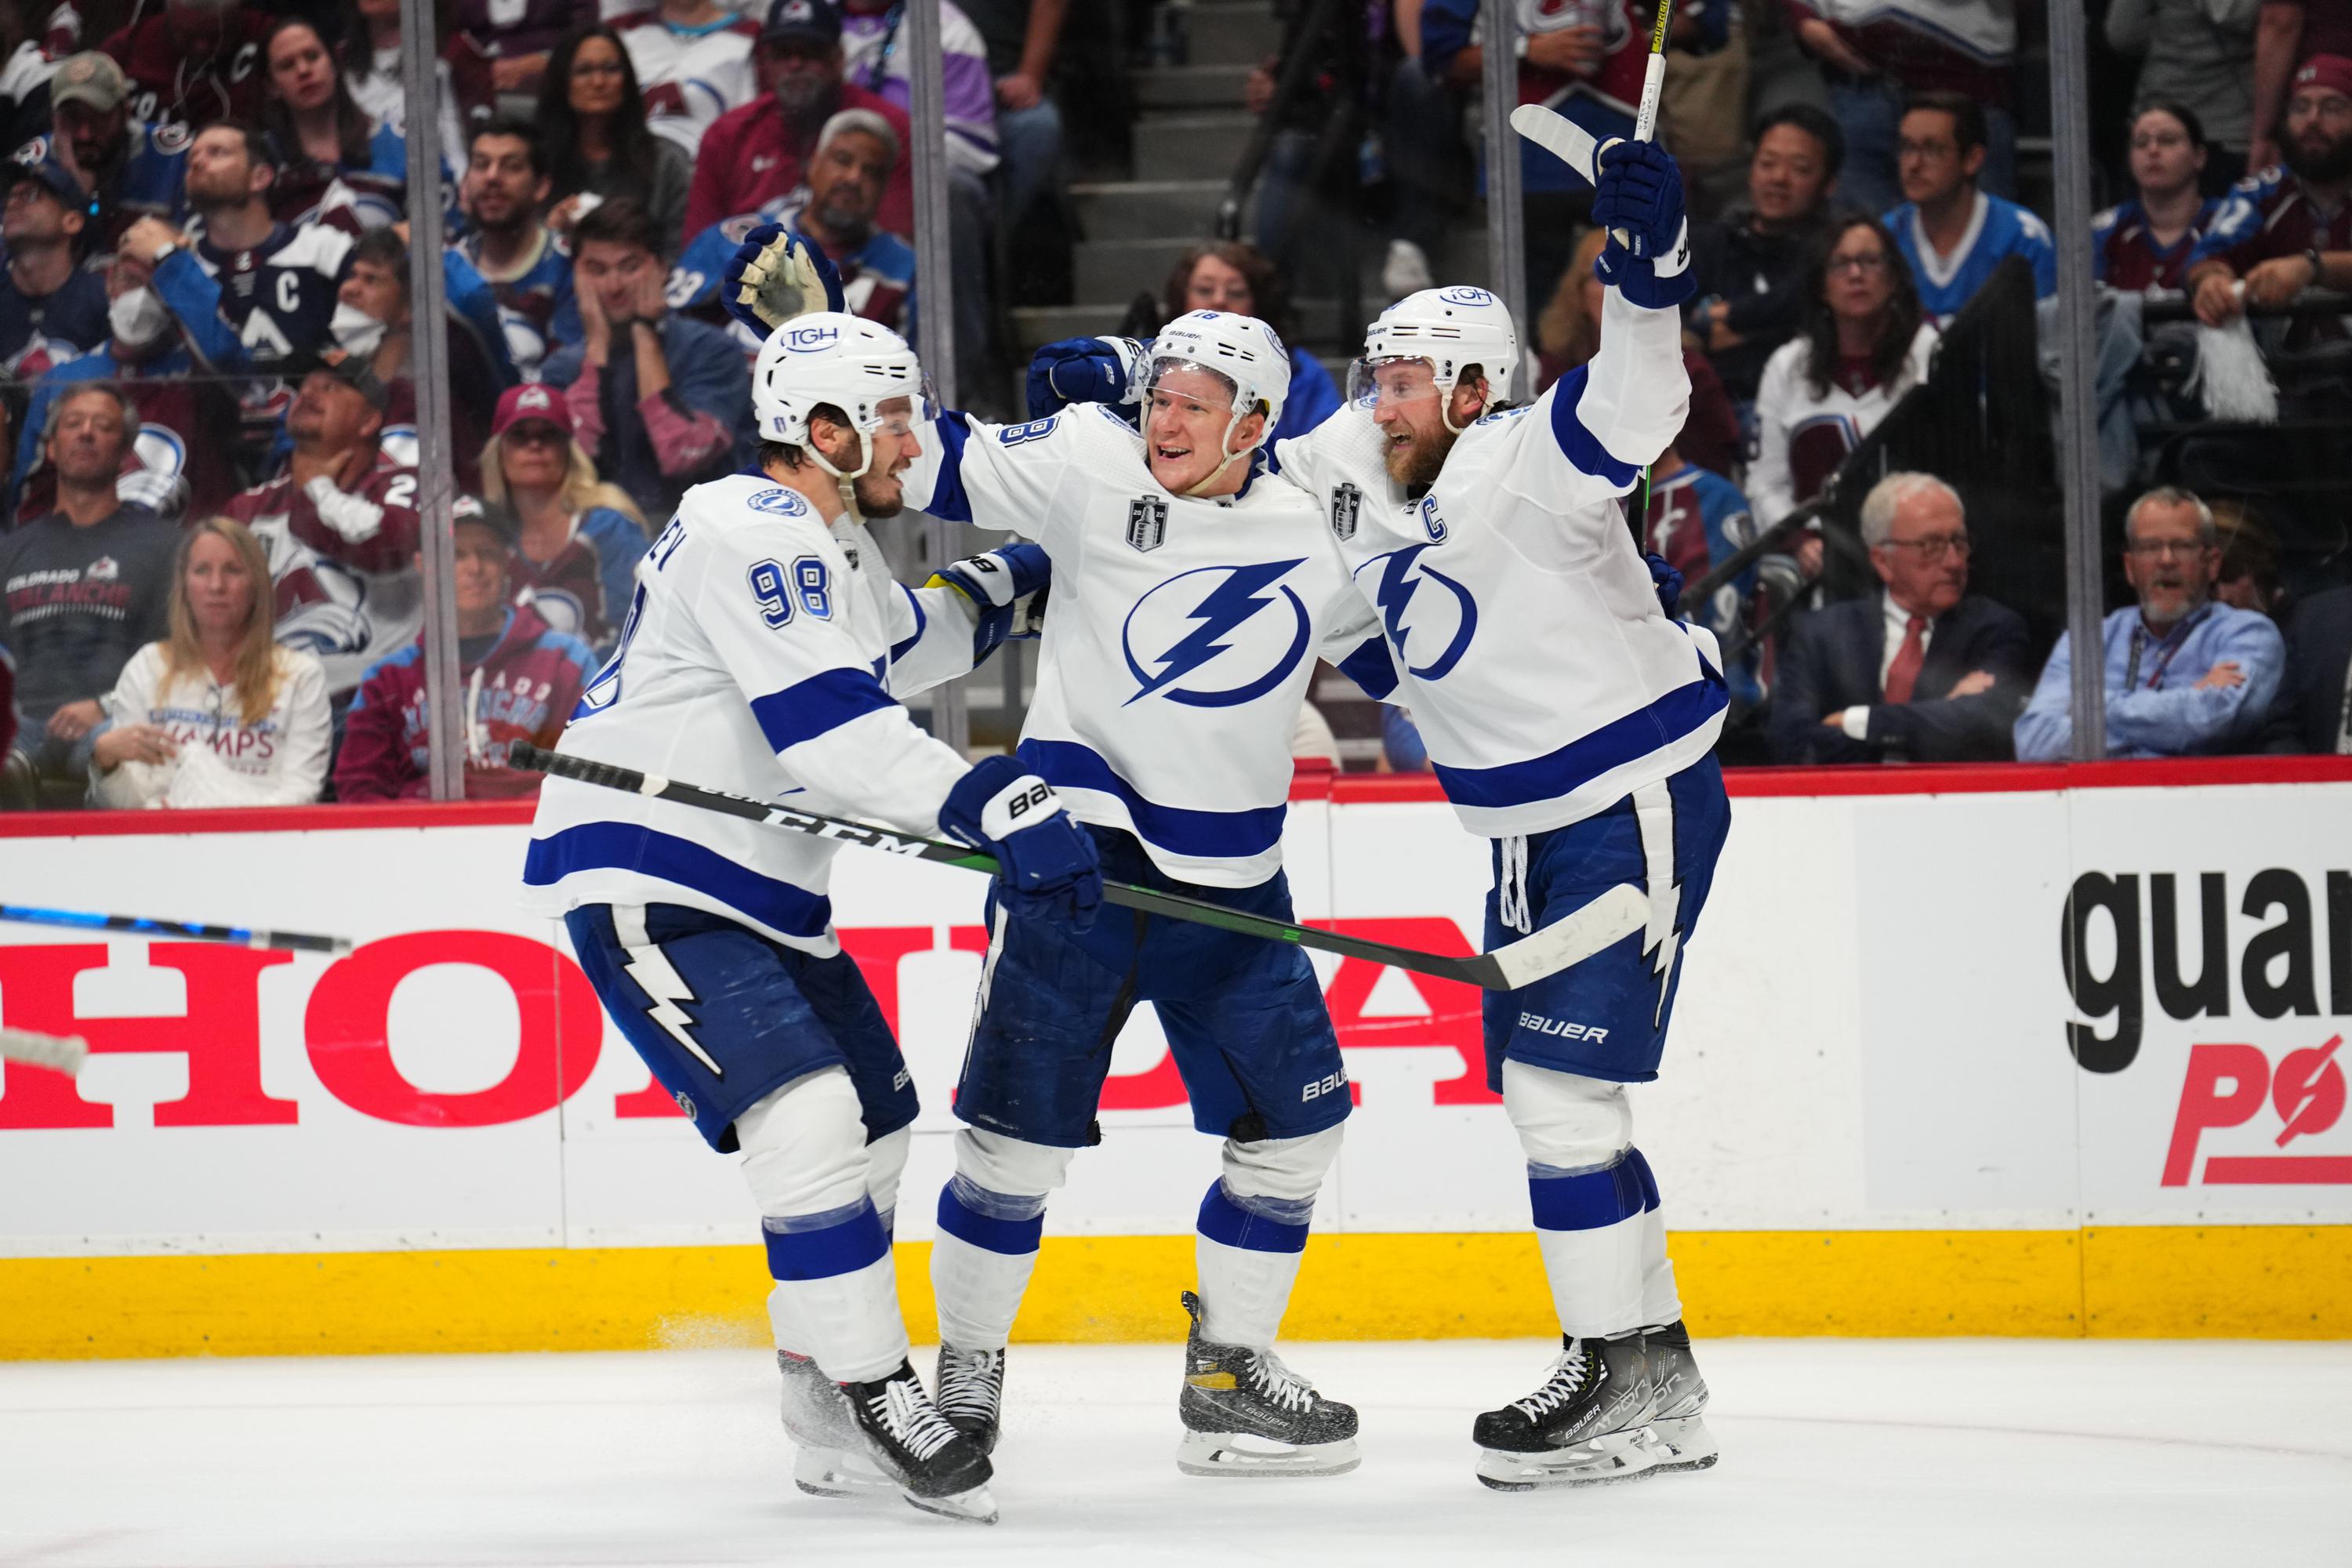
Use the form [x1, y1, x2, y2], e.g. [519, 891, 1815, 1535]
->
[2, 759, 2348, 1357]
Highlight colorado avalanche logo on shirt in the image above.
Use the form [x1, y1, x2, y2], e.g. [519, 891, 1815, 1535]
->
[1359, 543, 1476, 681]
[1120, 561, 1312, 708]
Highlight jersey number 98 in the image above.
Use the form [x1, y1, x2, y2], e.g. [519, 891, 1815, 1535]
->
[750, 556, 833, 627]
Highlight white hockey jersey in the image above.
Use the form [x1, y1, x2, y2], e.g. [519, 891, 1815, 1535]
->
[520, 472, 981, 955]
[1274, 289, 1725, 840]
[617, 10, 759, 157]
[899, 404, 1374, 887]
[1748, 321, 1937, 528]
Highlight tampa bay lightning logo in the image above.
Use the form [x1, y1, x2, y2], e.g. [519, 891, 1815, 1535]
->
[1359, 543, 1476, 681]
[1120, 561, 1312, 708]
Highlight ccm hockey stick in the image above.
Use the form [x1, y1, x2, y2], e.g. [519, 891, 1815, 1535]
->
[0, 1025, 88, 1076]
[512, 744, 1647, 993]
[0, 903, 354, 955]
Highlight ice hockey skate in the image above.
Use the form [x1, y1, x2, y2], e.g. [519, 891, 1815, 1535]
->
[1634, 1320, 1720, 1473]
[840, 1361, 999, 1523]
[935, 1343, 1005, 1455]
[1175, 1291, 1359, 1477]
[1474, 1334, 1661, 1491]
[778, 1351, 896, 1501]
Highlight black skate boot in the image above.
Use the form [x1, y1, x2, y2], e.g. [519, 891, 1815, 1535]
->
[1175, 1290, 1360, 1477]
[1473, 1333, 1661, 1491]
[778, 1351, 898, 1501]
[1635, 1320, 1719, 1474]
[935, 1343, 1005, 1455]
[841, 1360, 999, 1523]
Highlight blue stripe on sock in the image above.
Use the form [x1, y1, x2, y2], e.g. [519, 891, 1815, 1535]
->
[762, 1200, 891, 1280]
[1528, 1156, 1646, 1232]
[1625, 1147, 1661, 1212]
[1196, 1181, 1310, 1254]
[936, 1185, 1045, 1256]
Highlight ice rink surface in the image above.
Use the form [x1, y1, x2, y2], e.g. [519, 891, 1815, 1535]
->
[3, 1338, 2347, 1568]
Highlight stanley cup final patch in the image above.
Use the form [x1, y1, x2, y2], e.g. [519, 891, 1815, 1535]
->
[1127, 495, 1169, 553]
[1331, 481, 1362, 541]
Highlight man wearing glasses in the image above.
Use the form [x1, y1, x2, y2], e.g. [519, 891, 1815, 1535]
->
[2015, 485, 2285, 761]
[1769, 470, 2030, 763]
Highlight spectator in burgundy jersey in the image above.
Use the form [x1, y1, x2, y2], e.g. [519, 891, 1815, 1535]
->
[334, 503, 596, 801]
[103, 0, 274, 132]
[456, 0, 598, 100]
[11, 245, 244, 524]
[540, 197, 751, 521]
[1750, 216, 1939, 569]
[260, 16, 405, 233]
[477, 382, 648, 652]
[683, 0, 914, 242]
[455, 118, 573, 379]
[538, 24, 692, 255]
[2189, 53, 2352, 326]
[2093, 103, 2223, 292]
[0, 383, 180, 793]
[1537, 226, 1741, 482]
[0, 156, 110, 380]
[2251, 1, 2352, 170]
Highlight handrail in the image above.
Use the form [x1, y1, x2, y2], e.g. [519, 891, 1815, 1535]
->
[1212, 0, 1350, 242]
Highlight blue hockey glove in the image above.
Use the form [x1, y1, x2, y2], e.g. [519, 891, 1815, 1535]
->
[927, 543, 1052, 663]
[1025, 336, 1144, 419]
[720, 222, 846, 336]
[940, 756, 1102, 931]
[1591, 140, 1694, 311]
[1644, 550, 1683, 617]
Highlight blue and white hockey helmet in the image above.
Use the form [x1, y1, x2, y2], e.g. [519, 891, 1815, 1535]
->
[750, 311, 935, 480]
[1143, 309, 1290, 445]
[1351, 285, 1522, 416]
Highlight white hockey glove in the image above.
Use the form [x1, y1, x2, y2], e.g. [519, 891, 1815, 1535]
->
[720, 222, 848, 336]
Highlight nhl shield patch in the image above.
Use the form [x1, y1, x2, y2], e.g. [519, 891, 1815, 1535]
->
[1331, 482, 1363, 541]
[1126, 495, 1169, 553]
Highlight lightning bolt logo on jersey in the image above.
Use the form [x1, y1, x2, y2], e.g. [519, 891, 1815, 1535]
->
[898, 403, 1378, 887]
[1363, 544, 1477, 681]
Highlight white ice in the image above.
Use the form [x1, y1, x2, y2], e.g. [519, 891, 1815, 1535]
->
[4, 1338, 2347, 1567]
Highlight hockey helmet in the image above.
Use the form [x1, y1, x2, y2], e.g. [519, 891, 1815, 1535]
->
[750, 312, 934, 481]
[1350, 285, 1521, 431]
[1141, 310, 1290, 494]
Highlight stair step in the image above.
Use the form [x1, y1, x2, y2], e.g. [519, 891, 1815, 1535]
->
[1131, 64, 1254, 111]
[1176, 1, 1283, 67]
[1069, 179, 1230, 241]
[1075, 235, 1215, 306]
[1012, 297, 1356, 354]
[1131, 112, 1258, 182]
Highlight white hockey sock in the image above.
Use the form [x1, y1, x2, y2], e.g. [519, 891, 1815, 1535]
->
[1530, 1163, 1648, 1340]
[1628, 1149, 1684, 1328]
[1194, 1180, 1312, 1349]
[738, 1069, 909, 1384]
[931, 1175, 1046, 1351]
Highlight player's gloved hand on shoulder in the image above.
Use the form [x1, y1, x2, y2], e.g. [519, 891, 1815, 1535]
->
[1644, 550, 1683, 617]
[941, 755, 1102, 931]
[927, 542, 1052, 663]
[721, 222, 847, 336]
[1025, 336, 1144, 419]
[1591, 140, 1693, 311]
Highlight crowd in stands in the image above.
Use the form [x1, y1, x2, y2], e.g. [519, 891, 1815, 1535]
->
[2, 0, 2349, 814]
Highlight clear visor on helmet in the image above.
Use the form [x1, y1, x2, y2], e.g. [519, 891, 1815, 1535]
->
[853, 371, 938, 438]
[1347, 354, 1445, 411]
[1142, 356, 1243, 417]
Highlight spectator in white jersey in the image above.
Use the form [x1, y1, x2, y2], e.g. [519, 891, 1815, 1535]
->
[86, 514, 332, 808]
[617, 0, 759, 157]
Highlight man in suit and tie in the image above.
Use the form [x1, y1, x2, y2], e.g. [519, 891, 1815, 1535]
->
[1769, 470, 2031, 763]
[2267, 585, 2352, 753]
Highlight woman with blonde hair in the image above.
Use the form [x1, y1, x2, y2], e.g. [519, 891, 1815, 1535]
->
[480, 383, 648, 654]
[87, 517, 332, 809]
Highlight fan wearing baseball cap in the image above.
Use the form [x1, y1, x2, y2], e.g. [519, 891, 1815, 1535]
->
[478, 382, 650, 653]
[0, 155, 109, 378]
[34, 51, 191, 253]
[678, 0, 914, 241]
[2187, 53, 2352, 328]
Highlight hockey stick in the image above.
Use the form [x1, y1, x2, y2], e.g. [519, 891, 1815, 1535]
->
[0, 1025, 89, 1076]
[0, 903, 354, 955]
[511, 744, 1647, 993]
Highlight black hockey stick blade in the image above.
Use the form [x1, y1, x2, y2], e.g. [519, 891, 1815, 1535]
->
[0, 902, 354, 955]
[512, 744, 1646, 991]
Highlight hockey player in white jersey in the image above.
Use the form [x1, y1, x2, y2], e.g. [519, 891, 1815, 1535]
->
[874, 309, 1377, 1479]
[518, 303, 1103, 1525]
[1035, 136, 1730, 1490]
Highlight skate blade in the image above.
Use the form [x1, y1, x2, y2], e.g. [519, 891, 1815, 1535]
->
[903, 1483, 999, 1525]
[792, 1445, 898, 1501]
[1637, 1415, 1720, 1474]
[1176, 1429, 1362, 1478]
[1475, 1431, 1662, 1492]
